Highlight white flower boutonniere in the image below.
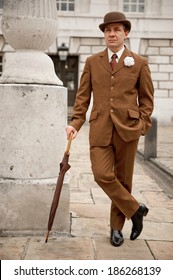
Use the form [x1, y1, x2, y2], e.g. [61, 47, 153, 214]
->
[124, 56, 135, 67]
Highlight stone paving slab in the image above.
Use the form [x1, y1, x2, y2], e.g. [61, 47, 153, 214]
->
[147, 241, 173, 260]
[133, 174, 163, 192]
[144, 207, 173, 223]
[94, 238, 154, 260]
[24, 237, 94, 260]
[71, 217, 109, 238]
[91, 188, 110, 205]
[0, 237, 29, 260]
[70, 188, 94, 204]
[142, 191, 173, 207]
[70, 203, 109, 220]
[138, 221, 173, 241]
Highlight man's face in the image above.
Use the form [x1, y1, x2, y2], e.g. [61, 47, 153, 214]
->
[104, 23, 129, 52]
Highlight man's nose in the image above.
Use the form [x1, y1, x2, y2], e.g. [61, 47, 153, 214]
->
[109, 30, 115, 36]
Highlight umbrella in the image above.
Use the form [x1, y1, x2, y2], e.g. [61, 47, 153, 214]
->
[45, 133, 73, 243]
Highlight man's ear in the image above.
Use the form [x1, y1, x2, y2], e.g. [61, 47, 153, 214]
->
[124, 31, 129, 39]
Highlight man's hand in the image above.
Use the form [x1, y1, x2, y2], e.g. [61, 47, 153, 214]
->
[66, 125, 78, 139]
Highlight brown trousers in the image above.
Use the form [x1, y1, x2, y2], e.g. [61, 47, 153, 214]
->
[90, 128, 140, 230]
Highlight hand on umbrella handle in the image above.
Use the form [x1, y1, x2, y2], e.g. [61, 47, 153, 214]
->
[66, 125, 77, 140]
[66, 132, 73, 155]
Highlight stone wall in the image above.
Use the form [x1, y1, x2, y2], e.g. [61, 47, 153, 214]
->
[140, 39, 173, 124]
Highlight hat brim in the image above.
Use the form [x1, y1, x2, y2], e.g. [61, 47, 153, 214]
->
[99, 20, 131, 32]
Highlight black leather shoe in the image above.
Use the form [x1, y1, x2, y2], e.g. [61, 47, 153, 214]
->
[110, 229, 124, 247]
[130, 203, 149, 241]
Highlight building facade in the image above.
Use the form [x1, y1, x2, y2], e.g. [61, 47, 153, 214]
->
[0, 0, 173, 124]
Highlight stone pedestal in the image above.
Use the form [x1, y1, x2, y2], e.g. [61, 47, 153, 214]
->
[0, 178, 70, 236]
[0, 84, 70, 235]
[0, 0, 70, 236]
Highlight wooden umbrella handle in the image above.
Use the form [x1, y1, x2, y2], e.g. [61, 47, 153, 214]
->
[66, 132, 73, 155]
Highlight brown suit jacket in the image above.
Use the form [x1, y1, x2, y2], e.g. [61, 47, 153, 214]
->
[70, 47, 154, 146]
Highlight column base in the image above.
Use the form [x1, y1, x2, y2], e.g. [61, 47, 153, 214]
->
[0, 50, 63, 85]
[0, 84, 70, 235]
[0, 177, 70, 236]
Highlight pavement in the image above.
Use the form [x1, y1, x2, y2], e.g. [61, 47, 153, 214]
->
[0, 124, 173, 260]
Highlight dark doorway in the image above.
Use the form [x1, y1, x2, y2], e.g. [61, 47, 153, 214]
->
[50, 55, 78, 108]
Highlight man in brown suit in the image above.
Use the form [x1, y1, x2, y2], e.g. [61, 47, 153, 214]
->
[66, 12, 154, 246]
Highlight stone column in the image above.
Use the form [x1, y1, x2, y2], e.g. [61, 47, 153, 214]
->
[0, 0, 70, 236]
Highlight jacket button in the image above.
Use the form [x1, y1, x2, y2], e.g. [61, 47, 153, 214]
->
[111, 87, 114, 90]
[111, 76, 114, 79]
[110, 109, 113, 113]
[110, 98, 113, 101]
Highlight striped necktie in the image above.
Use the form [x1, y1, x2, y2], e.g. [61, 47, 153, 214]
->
[110, 54, 117, 70]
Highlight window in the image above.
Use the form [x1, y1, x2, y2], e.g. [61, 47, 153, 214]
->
[56, 0, 75, 11]
[123, 0, 145, 13]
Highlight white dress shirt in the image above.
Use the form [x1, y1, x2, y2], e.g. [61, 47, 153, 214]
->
[108, 46, 125, 63]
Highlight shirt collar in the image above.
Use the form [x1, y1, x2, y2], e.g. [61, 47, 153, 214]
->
[108, 46, 125, 62]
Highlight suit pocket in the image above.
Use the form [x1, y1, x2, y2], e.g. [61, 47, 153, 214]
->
[128, 109, 139, 121]
[89, 111, 98, 122]
[128, 108, 143, 133]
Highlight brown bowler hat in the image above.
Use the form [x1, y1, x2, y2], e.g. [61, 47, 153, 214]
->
[99, 11, 131, 32]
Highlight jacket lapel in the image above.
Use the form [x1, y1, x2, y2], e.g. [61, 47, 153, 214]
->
[99, 47, 133, 75]
[112, 47, 132, 74]
[99, 49, 112, 74]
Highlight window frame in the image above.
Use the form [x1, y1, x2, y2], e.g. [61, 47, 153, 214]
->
[56, 0, 75, 12]
[123, 0, 145, 13]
